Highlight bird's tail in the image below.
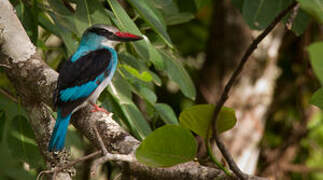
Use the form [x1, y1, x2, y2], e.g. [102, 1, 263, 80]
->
[48, 109, 71, 151]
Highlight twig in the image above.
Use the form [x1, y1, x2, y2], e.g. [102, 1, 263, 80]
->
[206, 139, 231, 176]
[0, 88, 17, 103]
[206, 2, 298, 179]
[0, 64, 11, 69]
[93, 125, 108, 155]
[90, 151, 135, 178]
[286, 4, 300, 30]
[36, 151, 101, 180]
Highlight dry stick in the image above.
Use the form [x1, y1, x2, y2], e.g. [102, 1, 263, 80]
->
[90, 152, 135, 177]
[286, 3, 300, 30]
[93, 125, 108, 155]
[0, 64, 11, 69]
[36, 151, 101, 180]
[0, 88, 18, 103]
[207, 2, 298, 180]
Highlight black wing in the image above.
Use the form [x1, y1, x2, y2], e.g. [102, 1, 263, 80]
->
[54, 48, 112, 116]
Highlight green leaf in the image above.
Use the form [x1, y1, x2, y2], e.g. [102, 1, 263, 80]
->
[107, 0, 149, 59]
[47, 0, 76, 32]
[109, 73, 152, 140]
[297, 0, 323, 24]
[138, 86, 157, 104]
[150, 0, 194, 25]
[119, 52, 162, 86]
[121, 64, 152, 82]
[73, 0, 112, 36]
[144, 38, 165, 70]
[291, 9, 311, 36]
[310, 88, 323, 109]
[0, 94, 28, 142]
[308, 42, 323, 84]
[194, 0, 213, 9]
[160, 50, 196, 100]
[0, 144, 34, 179]
[7, 116, 43, 168]
[217, 107, 237, 134]
[135, 125, 197, 167]
[165, 13, 195, 26]
[15, 1, 39, 44]
[41, 12, 78, 56]
[242, 0, 293, 29]
[127, 0, 173, 48]
[0, 95, 42, 172]
[155, 103, 178, 124]
[179, 104, 237, 138]
[108, 0, 165, 70]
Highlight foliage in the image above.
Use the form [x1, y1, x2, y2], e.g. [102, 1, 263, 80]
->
[179, 104, 237, 138]
[297, 0, 323, 24]
[1, 0, 323, 179]
[136, 125, 197, 167]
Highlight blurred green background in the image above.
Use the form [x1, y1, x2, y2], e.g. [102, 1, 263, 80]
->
[0, 0, 323, 179]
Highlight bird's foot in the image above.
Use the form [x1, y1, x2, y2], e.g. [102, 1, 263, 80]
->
[91, 103, 110, 115]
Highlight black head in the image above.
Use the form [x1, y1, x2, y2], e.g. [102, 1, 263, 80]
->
[85, 24, 143, 42]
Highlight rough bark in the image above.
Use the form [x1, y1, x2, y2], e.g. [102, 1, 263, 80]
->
[0, 0, 240, 179]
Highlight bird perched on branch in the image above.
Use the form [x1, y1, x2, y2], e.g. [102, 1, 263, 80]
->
[48, 24, 142, 152]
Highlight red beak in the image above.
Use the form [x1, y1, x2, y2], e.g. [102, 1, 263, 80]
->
[115, 32, 143, 42]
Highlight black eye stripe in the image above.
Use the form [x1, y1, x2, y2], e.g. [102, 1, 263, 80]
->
[88, 28, 113, 37]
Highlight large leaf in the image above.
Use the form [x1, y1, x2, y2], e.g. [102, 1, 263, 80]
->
[119, 52, 162, 86]
[73, 0, 112, 36]
[165, 13, 195, 26]
[242, 0, 293, 29]
[15, 1, 39, 44]
[47, 0, 76, 33]
[150, 0, 194, 25]
[310, 88, 323, 109]
[107, 0, 148, 59]
[7, 116, 43, 168]
[0, 94, 43, 169]
[40, 13, 78, 56]
[290, 9, 311, 36]
[297, 0, 323, 24]
[0, 94, 28, 142]
[135, 125, 197, 167]
[109, 73, 152, 140]
[308, 42, 323, 84]
[155, 103, 178, 124]
[160, 50, 196, 100]
[107, 0, 164, 70]
[179, 104, 237, 138]
[127, 0, 173, 48]
[0, 144, 34, 179]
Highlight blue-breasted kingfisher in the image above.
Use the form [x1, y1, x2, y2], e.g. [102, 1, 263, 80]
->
[48, 24, 143, 152]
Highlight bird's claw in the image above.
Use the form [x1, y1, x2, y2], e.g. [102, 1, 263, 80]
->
[91, 103, 110, 115]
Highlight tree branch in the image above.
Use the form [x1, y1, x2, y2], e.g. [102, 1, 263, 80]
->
[207, 2, 298, 179]
[0, 0, 237, 179]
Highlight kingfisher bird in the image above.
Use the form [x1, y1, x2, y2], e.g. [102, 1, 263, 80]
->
[48, 24, 143, 152]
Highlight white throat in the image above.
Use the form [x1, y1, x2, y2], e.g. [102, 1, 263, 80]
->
[101, 39, 119, 48]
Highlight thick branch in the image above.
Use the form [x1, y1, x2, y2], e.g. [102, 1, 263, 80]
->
[0, 0, 232, 179]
